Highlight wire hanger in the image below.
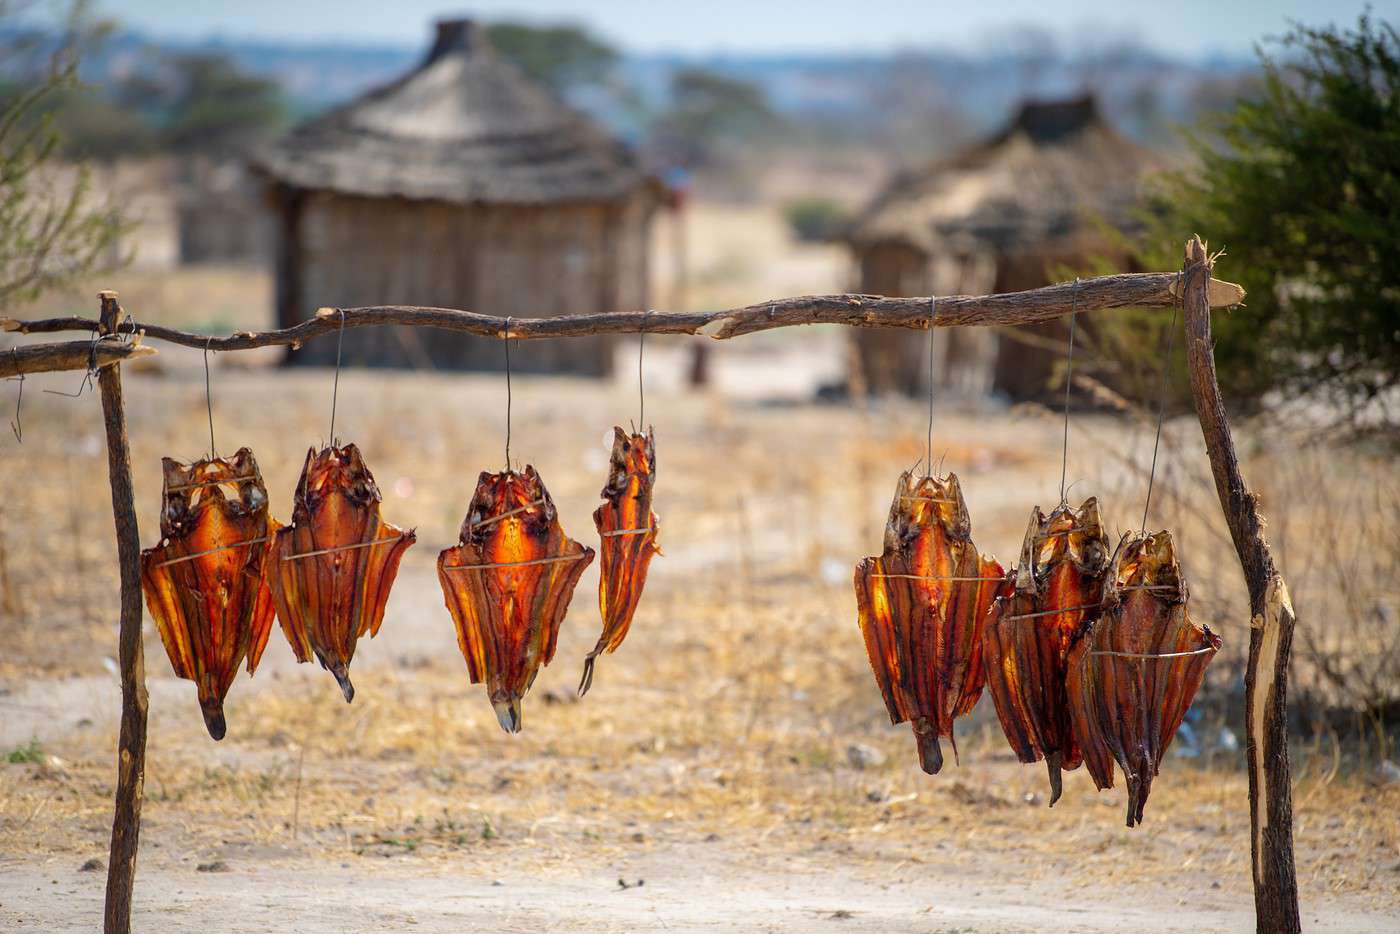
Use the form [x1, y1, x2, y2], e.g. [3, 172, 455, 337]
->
[503, 316, 513, 472]
[42, 331, 100, 399]
[1141, 271, 1181, 532]
[923, 293, 936, 478]
[8, 349, 23, 443]
[1058, 278, 1081, 506]
[203, 337, 218, 460]
[637, 310, 649, 431]
[327, 309, 346, 448]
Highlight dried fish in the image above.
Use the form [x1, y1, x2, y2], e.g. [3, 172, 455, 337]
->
[139, 448, 279, 739]
[982, 498, 1110, 804]
[438, 466, 595, 732]
[1066, 529, 1220, 826]
[270, 444, 416, 702]
[581, 426, 660, 695]
[854, 471, 1004, 773]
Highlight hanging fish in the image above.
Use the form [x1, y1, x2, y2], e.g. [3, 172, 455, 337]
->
[1066, 529, 1220, 826]
[982, 498, 1110, 805]
[580, 426, 660, 695]
[269, 443, 416, 702]
[854, 471, 1004, 774]
[438, 466, 595, 733]
[139, 448, 279, 740]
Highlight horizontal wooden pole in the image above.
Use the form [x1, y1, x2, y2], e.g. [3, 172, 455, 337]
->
[1, 271, 1244, 352]
[0, 339, 156, 378]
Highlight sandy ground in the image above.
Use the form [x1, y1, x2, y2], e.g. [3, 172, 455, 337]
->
[6, 848, 1392, 934]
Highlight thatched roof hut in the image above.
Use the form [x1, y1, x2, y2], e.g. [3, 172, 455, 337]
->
[253, 18, 661, 374]
[844, 95, 1162, 398]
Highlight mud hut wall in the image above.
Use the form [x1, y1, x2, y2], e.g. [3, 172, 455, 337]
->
[989, 237, 1138, 400]
[852, 243, 996, 396]
[279, 191, 653, 374]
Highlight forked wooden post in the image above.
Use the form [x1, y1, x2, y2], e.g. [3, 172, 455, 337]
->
[1181, 238, 1300, 934]
[95, 291, 149, 934]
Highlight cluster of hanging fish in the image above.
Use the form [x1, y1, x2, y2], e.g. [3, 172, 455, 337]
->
[139, 427, 659, 740]
[855, 478, 1220, 826]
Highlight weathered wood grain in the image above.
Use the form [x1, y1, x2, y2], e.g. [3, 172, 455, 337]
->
[1181, 237, 1300, 934]
[3, 271, 1245, 351]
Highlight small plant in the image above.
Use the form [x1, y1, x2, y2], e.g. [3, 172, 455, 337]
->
[783, 197, 846, 243]
[7, 739, 43, 763]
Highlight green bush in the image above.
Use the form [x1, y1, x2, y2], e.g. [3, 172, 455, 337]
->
[783, 197, 846, 243]
[1137, 15, 1400, 432]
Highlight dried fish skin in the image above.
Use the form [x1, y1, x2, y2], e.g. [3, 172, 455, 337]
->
[139, 448, 279, 740]
[582, 426, 660, 695]
[438, 466, 595, 733]
[1066, 530, 1220, 826]
[270, 444, 416, 703]
[854, 470, 1004, 774]
[982, 498, 1110, 804]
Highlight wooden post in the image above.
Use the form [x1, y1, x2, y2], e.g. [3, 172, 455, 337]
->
[1180, 238, 1300, 934]
[97, 291, 148, 934]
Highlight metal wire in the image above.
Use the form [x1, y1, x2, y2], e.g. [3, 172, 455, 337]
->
[204, 337, 217, 458]
[444, 553, 590, 572]
[924, 294, 936, 477]
[638, 310, 649, 428]
[42, 332, 99, 398]
[504, 317, 515, 470]
[8, 349, 22, 443]
[281, 534, 405, 561]
[1059, 278, 1080, 505]
[327, 308, 346, 446]
[152, 534, 273, 568]
[1142, 272, 1181, 531]
[1091, 647, 1215, 660]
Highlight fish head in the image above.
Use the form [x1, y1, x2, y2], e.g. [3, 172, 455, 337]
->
[1036, 497, 1110, 578]
[295, 443, 381, 520]
[885, 470, 970, 551]
[1110, 529, 1186, 604]
[603, 426, 657, 498]
[461, 466, 555, 544]
[159, 447, 268, 538]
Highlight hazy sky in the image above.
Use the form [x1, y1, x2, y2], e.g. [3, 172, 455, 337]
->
[97, 0, 1395, 57]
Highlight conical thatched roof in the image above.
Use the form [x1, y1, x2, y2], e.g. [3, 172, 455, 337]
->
[845, 95, 1161, 255]
[253, 19, 652, 205]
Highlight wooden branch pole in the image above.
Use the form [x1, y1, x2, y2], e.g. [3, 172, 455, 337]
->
[2, 270, 1245, 350]
[94, 291, 149, 934]
[1181, 238, 1300, 934]
[0, 339, 155, 378]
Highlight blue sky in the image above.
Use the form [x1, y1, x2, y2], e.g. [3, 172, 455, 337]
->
[97, 0, 1395, 57]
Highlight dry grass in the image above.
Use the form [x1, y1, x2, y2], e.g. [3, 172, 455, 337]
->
[0, 339, 1397, 915]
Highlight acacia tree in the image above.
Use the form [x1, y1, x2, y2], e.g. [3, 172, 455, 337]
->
[1141, 15, 1399, 432]
[0, 1, 124, 305]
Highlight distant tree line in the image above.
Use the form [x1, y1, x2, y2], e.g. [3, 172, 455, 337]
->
[0, 3, 286, 161]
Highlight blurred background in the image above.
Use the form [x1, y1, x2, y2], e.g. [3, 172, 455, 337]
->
[4, 0, 1395, 414]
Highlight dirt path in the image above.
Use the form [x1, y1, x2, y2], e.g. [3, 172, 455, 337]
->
[6, 844, 1393, 934]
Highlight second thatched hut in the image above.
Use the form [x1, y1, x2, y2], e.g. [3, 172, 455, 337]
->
[843, 95, 1161, 398]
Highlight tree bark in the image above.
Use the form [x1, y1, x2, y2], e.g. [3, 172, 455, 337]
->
[1180, 237, 1300, 934]
[3, 270, 1245, 351]
[0, 340, 155, 378]
[96, 291, 148, 934]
